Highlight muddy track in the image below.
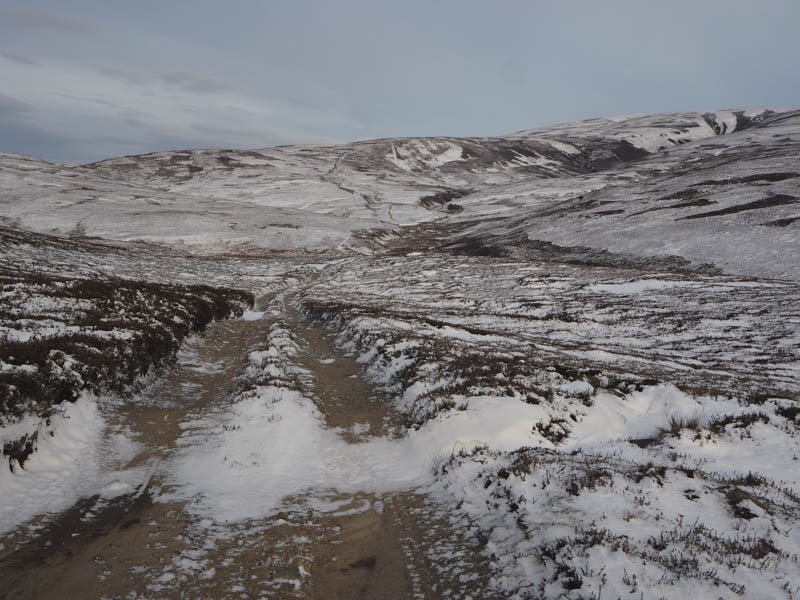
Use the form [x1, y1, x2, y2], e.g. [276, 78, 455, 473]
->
[0, 285, 493, 600]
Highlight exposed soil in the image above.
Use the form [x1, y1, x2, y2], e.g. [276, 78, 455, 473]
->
[285, 298, 401, 442]
[0, 288, 491, 599]
[115, 306, 278, 469]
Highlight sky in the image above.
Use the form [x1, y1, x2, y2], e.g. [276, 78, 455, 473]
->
[0, 1, 798, 164]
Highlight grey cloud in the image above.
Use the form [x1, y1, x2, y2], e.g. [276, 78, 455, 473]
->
[225, 104, 258, 117]
[0, 94, 32, 112]
[0, 108, 183, 164]
[0, 113, 78, 162]
[99, 127, 285, 159]
[2, 0, 798, 164]
[0, 4, 98, 32]
[57, 93, 123, 109]
[160, 69, 238, 93]
[96, 65, 148, 86]
[118, 108, 149, 120]
[118, 109, 152, 130]
[190, 122, 299, 148]
[0, 50, 38, 65]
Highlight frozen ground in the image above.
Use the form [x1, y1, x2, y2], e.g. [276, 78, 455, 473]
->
[298, 255, 800, 598]
[1, 108, 799, 598]
[4, 108, 797, 264]
[447, 109, 800, 280]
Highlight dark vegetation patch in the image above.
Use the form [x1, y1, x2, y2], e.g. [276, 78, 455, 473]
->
[508, 238, 721, 275]
[708, 412, 769, 435]
[679, 195, 798, 220]
[0, 224, 118, 253]
[630, 462, 668, 484]
[267, 223, 302, 229]
[214, 153, 260, 168]
[628, 436, 660, 449]
[667, 198, 717, 209]
[534, 418, 572, 445]
[692, 172, 798, 186]
[763, 215, 800, 227]
[419, 189, 470, 210]
[449, 238, 507, 258]
[1, 270, 252, 469]
[585, 140, 649, 170]
[429, 137, 650, 179]
[725, 487, 768, 520]
[629, 189, 719, 213]
[703, 109, 780, 135]
[632, 411, 772, 445]
[168, 153, 192, 164]
[702, 113, 733, 135]
[490, 143, 550, 164]
[657, 415, 701, 438]
[660, 188, 701, 202]
[451, 140, 570, 173]
[591, 208, 625, 216]
[776, 403, 800, 423]
[565, 466, 612, 495]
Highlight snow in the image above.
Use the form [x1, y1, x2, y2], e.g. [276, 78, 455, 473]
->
[293, 250, 800, 597]
[426, 385, 800, 598]
[388, 140, 465, 172]
[558, 379, 594, 397]
[0, 149, 394, 253]
[584, 278, 693, 294]
[456, 109, 800, 280]
[564, 384, 707, 447]
[545, 139, 581, 155]
[0, 393, 145, 535]
[240, 310, 264, 321]
[2, 107, 800, 596]
[6, 109, 790, 259]
[167, 382, 547, 522]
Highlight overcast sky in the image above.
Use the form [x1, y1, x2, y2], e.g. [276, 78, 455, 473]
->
[1, 1, 798, 163]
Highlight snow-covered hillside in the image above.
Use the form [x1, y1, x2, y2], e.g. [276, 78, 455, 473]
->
[450, 108, 800, 280]
[1, 108, 799, 599]
[5, 108, 796, 268]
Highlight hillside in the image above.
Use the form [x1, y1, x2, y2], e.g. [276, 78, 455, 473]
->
[5, 108, 797, 270]
[1, 108, 799, 600]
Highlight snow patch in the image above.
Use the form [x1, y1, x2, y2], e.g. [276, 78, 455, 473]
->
[0, 394, 144, 535]
[166, 387, 547, 523]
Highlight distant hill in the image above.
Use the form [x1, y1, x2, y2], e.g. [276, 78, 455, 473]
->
[1, 108, 798, 276]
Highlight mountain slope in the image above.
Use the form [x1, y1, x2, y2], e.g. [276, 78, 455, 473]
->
[2, 108, 800, 600]
[447, 108, 800, 279]
[5, 108, 796, 270]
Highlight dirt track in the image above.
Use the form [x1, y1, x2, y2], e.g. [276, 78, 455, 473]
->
[0, 290, 491, 599]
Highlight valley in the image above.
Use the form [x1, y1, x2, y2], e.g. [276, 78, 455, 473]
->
[1, 108, 799, 599]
